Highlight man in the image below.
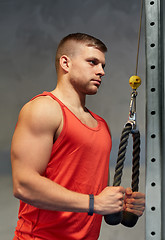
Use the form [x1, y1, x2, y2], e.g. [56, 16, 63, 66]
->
[11, 33, 145, 240]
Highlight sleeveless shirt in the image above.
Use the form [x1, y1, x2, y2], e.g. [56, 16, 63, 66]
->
[14, 92, 112, 240]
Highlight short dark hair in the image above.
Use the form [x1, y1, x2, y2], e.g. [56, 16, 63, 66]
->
[55, 33, 107, 72]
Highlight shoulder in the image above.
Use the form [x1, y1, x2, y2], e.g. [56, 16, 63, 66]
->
[17, 95, 62, 134]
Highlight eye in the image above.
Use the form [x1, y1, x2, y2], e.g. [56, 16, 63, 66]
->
[89, 60, 97, 65]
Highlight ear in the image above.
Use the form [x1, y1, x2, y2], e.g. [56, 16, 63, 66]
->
[59, 55, 71, 72]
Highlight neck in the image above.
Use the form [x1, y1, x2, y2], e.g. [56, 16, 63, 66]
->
[52, 78, 86, 110]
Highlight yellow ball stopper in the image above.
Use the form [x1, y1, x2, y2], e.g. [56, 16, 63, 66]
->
[129, 75, 141, 90]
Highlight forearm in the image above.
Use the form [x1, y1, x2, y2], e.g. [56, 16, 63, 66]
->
[13, 170, 89, 213]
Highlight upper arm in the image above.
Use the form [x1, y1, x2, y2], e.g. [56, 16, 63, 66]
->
[11, 97, 62, 176]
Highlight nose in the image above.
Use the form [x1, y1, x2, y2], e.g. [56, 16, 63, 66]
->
[97, 64, 105, 77]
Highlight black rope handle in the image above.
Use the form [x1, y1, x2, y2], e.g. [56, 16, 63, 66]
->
[121, 129, 140, 227]
[104, 123, 140, 227]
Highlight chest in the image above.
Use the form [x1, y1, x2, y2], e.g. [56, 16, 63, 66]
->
[73, 110, 98, 128]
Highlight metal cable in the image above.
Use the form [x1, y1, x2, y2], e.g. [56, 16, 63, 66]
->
[135, 0, 144, 75]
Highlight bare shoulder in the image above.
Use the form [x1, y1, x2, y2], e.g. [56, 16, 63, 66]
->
[18, 95, 62, 134]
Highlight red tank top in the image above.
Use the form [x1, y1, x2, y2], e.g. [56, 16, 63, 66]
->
[14, 92, 112, 240]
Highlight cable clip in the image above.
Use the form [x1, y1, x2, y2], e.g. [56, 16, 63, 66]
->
[127, 75, 141, 129]
[128, 90, 137, 128]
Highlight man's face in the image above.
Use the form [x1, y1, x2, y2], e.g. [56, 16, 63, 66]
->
[68, 44, 106, 95]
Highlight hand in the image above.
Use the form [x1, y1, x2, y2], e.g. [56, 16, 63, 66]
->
[94, 186, 125, 215]
[124, 187, 145, 217]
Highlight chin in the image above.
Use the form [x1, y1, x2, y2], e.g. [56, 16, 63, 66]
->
[86, 89, 98, 95]
[82, 85, 99, 95]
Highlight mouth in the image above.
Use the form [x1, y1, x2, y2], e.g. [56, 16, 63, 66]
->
[91, 79, 101, 86]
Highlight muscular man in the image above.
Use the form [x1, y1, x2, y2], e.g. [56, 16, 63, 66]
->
[11, 33, 145, 240]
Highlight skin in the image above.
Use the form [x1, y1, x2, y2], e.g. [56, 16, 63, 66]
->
[11, 43, 145, 217]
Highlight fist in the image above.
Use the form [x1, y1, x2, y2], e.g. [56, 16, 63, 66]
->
[124, 187, 145, 217]
[94, 186, 125, 215]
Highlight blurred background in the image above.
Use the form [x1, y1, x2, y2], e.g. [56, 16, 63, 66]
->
[0, 0, 158, 239]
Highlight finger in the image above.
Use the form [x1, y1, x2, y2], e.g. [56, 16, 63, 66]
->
[118, 186, 126, 194]
[131, 192, 145, 199]
[125, 187, 132, 196]
[125, 203, 145, 210]
[125, 198, 145, 206]
[120, 193, 125, 200]
[124, 207, 144, 217]
[116, 190, 125, 201]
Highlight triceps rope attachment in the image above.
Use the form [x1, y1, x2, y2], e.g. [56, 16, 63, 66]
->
[104, 75, 141, 227]
[114, 75, 141, 190]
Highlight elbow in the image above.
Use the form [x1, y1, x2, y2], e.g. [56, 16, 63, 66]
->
[12, 176, 31, 203]
[13, 182, 32, 205]
[12, 175, 39, 207]
[13, 181, 25, 200]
